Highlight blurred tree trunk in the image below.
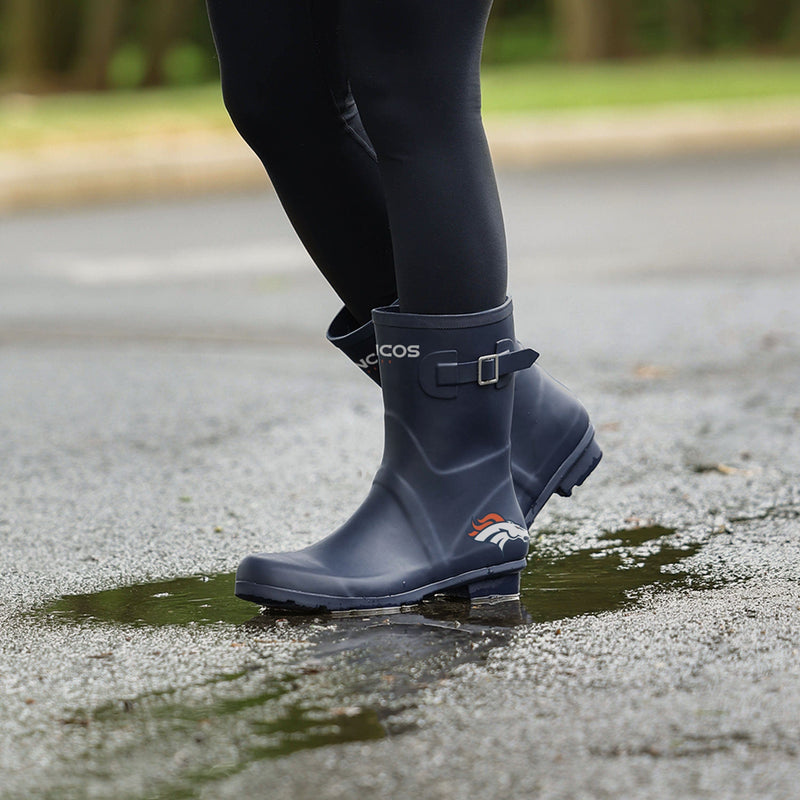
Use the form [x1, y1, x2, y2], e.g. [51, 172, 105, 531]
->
[747, 0, 795, 49]
[667, 0, 706, 53]
[4, 0, 49, 90]
[142, 0, 193, 87]
[554, 0, 633, 61]
[787, 2, 800, 52]
[72, 0, 127, 90]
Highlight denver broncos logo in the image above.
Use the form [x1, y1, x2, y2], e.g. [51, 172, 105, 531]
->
[468, 513, 529, 552]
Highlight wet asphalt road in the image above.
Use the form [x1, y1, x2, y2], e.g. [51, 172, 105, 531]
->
[1, 149, 799, 799]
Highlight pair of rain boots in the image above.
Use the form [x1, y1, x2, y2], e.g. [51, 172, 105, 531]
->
[235, 298, 601, 612]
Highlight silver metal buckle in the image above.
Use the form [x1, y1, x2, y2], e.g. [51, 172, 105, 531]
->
[477, 353, 500, 386]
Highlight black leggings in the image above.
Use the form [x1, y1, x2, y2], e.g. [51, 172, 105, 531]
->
[206, 0, 507, 322]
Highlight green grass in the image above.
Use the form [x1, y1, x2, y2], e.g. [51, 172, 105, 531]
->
[481, 56, 800, 113]
[2, 57, 800, 152]
[0, 83, 231, 151]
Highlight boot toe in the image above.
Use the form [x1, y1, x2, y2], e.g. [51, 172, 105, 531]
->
[235, 550, 334, 601]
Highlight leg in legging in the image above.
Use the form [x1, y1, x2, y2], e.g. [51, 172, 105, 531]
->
[342, 0, 507, 315]
[205, 0, 396, 324]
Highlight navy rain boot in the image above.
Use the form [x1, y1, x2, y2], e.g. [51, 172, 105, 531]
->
[236, 299, 536, 612]
[327, 305, 602, 527]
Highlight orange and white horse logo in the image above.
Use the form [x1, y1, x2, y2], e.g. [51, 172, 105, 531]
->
[468, 513, 529, 552]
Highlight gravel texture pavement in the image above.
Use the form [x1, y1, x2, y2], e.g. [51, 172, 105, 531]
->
[1, 150, 799, 799]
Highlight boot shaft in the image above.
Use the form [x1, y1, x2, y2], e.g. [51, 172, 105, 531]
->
[372, 298, 535, 470]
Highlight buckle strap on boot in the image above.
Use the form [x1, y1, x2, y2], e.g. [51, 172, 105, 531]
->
[420, 340, 538, 399]
[437, 346, 538, 387]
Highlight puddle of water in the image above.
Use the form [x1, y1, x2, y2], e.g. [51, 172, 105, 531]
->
[99, 681, 385, 760]
[68, 669, 385, 800]
[246, 701, 385, 757]
[39, 525, 701, 630]
[32, 524, 715, 799]
[152, 702, 384, 798]
[520, 524, 707, 622]
[40, 572, 253, 627]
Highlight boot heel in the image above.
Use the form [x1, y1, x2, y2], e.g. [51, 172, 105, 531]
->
[464, 572, 521, 604]
[556, 435, 602, 497]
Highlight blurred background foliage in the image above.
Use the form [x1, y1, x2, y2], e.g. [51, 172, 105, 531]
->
[0, 0, 799, 95]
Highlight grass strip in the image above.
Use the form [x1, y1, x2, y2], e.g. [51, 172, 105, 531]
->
[2, 57, 800, 152]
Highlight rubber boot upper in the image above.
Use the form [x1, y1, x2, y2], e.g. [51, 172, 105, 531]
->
[236, 299, 531, 610]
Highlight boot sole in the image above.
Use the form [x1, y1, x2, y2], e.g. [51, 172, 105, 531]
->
[235, 559, 526, 614]
[523, 425, 603, 527]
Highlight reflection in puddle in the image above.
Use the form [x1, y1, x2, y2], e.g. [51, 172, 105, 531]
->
[34, 525, 714, 798]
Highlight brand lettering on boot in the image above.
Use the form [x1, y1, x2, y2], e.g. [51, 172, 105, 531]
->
[377, 344, 421, 359]
[468, 513, 529, 552]
[356, 352, 379, 370]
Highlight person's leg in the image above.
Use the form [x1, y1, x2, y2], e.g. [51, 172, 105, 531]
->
[233, 1, 602, 612]
[205, 0, 396, 324]
[323, 2, 601, 529]
[342, 0, 507, 315]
